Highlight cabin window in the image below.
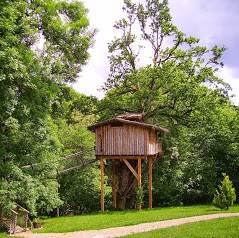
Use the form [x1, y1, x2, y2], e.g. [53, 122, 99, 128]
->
[156, 131, 162, 142]
[111, 122, 123, 127]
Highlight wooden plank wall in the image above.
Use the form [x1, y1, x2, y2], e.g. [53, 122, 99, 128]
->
[95, 124, 162, 156]
[148, 129, 162, 155]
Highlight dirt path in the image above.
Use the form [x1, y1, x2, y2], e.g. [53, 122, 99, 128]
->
[16, 213, 239, 238]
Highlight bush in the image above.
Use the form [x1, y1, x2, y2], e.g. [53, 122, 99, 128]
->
[213, 173, 236, 210]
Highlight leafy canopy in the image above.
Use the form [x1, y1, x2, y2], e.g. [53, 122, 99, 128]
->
[99, 0, 231, 125]
[0, 0, 96, 214]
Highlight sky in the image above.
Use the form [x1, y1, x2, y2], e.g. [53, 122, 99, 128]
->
[73, 0, 239, 105]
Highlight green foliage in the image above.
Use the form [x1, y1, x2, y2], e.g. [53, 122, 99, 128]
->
[152, 103, 239, 207]
[55, 111, 112, 214]
[33, 217, 42, 223]
[136, 186, 144, 208]
[213, 173, 236, 210]
[153, 156, 184, 207]
[58, 166, 101, 214]
[0, 0, 96, 215]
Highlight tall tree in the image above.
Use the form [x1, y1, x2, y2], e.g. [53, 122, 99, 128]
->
[0, 0, 96, 214]
[98, 0, 238, 208]
[99, 0, 231, 124]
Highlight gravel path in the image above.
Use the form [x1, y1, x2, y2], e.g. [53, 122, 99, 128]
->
[16, 213, 239, 238]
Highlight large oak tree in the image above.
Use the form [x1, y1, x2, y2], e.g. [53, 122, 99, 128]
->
[98, 0, 238, 208]
[99, 0, 231, 125]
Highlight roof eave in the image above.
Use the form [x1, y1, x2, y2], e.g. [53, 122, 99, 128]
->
[87, 118, 169, 134]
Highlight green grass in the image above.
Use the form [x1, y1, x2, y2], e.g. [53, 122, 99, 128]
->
[0, 228, 9, 238]
[0, 228, 22, 238]
[0, 232, 22, 238]
[123, 217, 239, 238]
[34, 205, 239, 233]
[0, 233, 10, 238]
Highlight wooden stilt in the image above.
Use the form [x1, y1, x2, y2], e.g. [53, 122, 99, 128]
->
[100, 157, 105, 213]
[112, 160, 117, 209]
[137, 158, 142, 210]
[56, 207, 59, 217]
[0, 205, 3, 223]
[149, 157, 153, 209]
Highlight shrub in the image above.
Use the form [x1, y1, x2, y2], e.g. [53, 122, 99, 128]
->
[213, 173, 236, 210]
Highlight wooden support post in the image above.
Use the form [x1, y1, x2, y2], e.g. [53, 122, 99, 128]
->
[0, 205, 3, 223]
[56, 207, 59, 217]
[24, 211, 28, 231]
[137, 158, 142, 210]
[112, 160, 117, 209]
[100, 157, 105, 213]
[149, 157, 153, 209]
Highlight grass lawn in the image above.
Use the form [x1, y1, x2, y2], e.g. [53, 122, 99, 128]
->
[34, 205, 239, 233]
[0, 233, 22, 238]
[0, 228, 22, 238]
[122, 217, 239, 238]
[0, 233, 10, 238]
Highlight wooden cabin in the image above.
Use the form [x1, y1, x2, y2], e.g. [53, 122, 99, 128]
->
[88, 114, 168, 157]
[88, 113, 168, 212]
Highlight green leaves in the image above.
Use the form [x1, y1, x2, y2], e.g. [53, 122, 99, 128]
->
[37, 0, 96, 83]
[0, 0, 96, 215]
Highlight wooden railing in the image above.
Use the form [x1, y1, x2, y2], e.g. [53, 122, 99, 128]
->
[0, 209, 18, 235]
[15, 203, 33, 232]
[0, 203, 32, 235]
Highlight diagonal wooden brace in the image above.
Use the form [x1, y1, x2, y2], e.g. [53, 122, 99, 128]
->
[123, 159, 138, 179]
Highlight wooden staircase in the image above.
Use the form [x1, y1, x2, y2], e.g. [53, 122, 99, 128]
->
[0, 204, 32, 235]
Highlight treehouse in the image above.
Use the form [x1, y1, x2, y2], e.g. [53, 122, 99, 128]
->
[88, 113, 168, 212]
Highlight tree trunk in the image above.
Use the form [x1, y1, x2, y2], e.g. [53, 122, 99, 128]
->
[116, 161, 137, 209]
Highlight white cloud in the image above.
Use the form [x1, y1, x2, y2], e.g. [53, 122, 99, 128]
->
[218, 66, 239, 105]
[72, 0, 124, 98]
